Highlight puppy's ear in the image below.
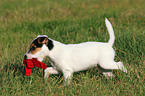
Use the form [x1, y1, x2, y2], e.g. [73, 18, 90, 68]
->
[38, 37, 48, 44]
[47, 39, 54, 50]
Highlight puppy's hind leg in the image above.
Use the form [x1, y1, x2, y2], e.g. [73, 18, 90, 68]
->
[99, 60, 127, 73]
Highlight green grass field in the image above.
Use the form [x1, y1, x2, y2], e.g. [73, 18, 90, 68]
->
[0, 0, 145, 95]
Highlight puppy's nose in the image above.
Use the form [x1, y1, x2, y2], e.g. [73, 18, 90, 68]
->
[24, 55, 27, 59]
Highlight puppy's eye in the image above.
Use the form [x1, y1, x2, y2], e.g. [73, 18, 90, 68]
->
[31, 46, 36, 51]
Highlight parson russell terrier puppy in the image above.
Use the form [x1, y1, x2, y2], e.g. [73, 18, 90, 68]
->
[24, 18, 127, 84]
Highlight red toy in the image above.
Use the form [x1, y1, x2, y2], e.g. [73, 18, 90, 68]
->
[24, 58, 47, 76]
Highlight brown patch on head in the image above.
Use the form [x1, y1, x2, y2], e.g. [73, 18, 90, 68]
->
[29, 43, 41, 54]
[31, 47, 42, 54]
[29, 43, 42, 54]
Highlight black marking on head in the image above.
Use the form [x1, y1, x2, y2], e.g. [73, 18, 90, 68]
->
[29, 36, 53, 53]
[38, 37, 47, 44]
[32, 38, 43, 47]
[47, 39, 54, 50]
[28, 39, 42, 54]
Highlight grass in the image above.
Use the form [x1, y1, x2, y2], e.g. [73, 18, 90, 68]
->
[0, 0, 145, 95]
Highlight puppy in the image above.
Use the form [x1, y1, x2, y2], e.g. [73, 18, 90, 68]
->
[24, 18, 127, 84]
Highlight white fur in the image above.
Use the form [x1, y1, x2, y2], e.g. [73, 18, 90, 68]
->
[25, 18, 127, 84]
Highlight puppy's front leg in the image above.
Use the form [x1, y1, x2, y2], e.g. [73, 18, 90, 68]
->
[63, 70, 73, 84]
[44, 67, 59, 80]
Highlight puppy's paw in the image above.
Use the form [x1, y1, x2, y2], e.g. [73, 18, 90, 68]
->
[44, 68, 50, 79]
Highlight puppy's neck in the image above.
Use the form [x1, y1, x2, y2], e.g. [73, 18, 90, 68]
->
[47, 39, 65, 59]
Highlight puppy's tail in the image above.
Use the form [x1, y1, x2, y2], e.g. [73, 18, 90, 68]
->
[105, 18, 115, 46]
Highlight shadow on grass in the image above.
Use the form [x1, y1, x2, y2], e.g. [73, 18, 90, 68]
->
[46, 65, 131, 85]
[3, 63, 25, 76]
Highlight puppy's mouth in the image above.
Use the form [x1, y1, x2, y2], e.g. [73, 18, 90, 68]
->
[24, 53, 38, 59]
